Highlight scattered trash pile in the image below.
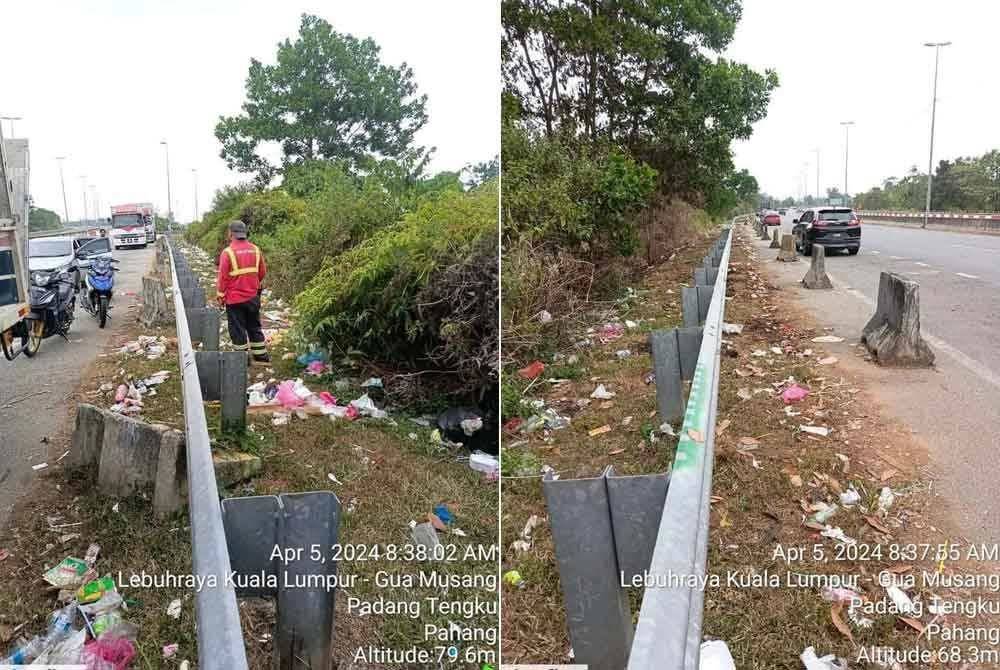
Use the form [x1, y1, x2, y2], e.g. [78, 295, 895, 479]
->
[408, 502, 470, 552]
[3, 542, 143, 667]
[96, 371, 171, 416]
[247, 376, 385, 426]
[116, 335, 168, 360]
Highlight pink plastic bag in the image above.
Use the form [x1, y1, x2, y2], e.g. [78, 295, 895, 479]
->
[782, 384, 809, 404]
[275, 381, 305, 409]
[305, 360, 328, 376]
[83, 636, 135, 670]
[318, 391, 337, 406]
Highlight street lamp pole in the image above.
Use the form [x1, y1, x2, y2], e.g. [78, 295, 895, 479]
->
[813, 148, 820, 200]
[160, 140, 173, 223]
[923, 41, 951, 229]
[840, 121, 855, 201]
[192, 168, 199, 222]
[80, 175, 88, 225]
[55, 156, 70, 225]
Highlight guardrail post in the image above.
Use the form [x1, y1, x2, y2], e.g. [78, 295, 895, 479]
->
[650, 329, 684, 422]
[195, 351, 248, 433]
[543, 468, 633, 670]
[676, 327, 703, 381]
[186, 307, 221, 351]
[222, 491, 341, 670]
[695, 285, 713, 323]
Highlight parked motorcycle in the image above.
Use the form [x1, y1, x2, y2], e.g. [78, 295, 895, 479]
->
[25, 267, 77, 354]
[81, 256, 119, 328]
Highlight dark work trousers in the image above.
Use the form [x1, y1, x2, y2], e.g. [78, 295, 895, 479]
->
[225, 295, 268, 361]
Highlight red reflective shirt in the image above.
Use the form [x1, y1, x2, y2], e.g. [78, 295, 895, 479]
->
[216, 239, 267, 305]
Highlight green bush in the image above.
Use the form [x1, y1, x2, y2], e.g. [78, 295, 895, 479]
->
[295, 180, 498, 392]
[502, 121, 655, 255]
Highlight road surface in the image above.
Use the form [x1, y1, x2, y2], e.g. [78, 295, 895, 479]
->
[0, 244, 154, 528]
[759, 214, 1000, 540]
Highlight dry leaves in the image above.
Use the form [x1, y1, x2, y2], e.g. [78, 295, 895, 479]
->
[588, 425, 612, 437]
[830, 603, 854, 643]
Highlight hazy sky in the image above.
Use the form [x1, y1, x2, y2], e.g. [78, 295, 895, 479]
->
[726, 0, 1000, 200]
[4, 0, 499, 223]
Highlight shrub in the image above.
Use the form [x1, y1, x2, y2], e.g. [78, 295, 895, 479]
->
[295, 180, 498, 394]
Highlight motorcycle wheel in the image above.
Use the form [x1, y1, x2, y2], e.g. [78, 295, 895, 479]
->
[23, 319, 43, 357]
[99, 296, 109, 328]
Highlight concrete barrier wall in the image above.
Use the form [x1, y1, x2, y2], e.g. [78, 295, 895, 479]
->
[857, 210, 1000, 232]
[69, 403, 260, 515]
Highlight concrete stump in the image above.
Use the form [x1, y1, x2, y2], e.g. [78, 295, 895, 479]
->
[801, 244, 833, 289]
[759, 224, 770, 241]
[777, 234, 798, 261]
[861, 272, 935, 367]
[769, 228, 781, 249]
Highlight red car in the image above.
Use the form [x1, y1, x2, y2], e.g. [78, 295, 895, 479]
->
[762, 210, 781, 226]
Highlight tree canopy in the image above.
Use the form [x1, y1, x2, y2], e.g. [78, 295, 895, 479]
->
[216, 14, 430, 185]
[28, 205, 61, 231]
[502, 0, 776, 207]
[853, 151, 1000, 212]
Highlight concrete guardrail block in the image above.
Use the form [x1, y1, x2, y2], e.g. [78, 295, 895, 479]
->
[801, 244, 833, 289]
[777, 234, 797, 262]
[861, 272, 935, 367]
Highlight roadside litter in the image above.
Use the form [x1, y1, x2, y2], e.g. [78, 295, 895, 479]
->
[699, 640, 735, 670]
[800, 646, 848, 670]
[4, 543, 139, 667]
[722, 323, 743, 335]
[782, 384, 809, 403]
[118, 335, 167, 360]
[590, 384, 615, 400]
[510, 514, 541, 553]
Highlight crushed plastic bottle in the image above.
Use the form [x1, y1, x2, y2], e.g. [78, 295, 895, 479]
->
[4, 636, 46, 664]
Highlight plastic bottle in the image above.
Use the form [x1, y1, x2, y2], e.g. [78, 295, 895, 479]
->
[42, 603, 77, 646]
[4, 635, 45, 664]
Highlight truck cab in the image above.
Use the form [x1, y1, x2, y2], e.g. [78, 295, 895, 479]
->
[0, 128, 34, 360]
[110, 202, 154, 249]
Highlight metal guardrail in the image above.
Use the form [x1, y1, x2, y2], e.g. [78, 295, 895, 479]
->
[541, 221, 739, 670]
[627, 217, 738, 669]
[165, 238, 250, 670]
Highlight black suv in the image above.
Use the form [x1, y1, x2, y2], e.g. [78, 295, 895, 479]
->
[791, 207, 861, 256]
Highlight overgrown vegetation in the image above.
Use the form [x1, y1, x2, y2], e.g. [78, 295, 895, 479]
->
[186, 14, 497, 401]
[501, 0, 775, 366]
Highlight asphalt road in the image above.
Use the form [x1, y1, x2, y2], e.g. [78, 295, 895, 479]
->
[760, 214, 1000, 540]
[0, 244, 154, 528]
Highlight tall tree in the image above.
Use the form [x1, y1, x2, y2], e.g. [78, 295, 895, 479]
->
[502, 0, 777, 204]
[216, 14, 430, 184]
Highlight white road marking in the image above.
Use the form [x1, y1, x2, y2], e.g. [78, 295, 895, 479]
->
[914, 262, 930, 267]
[956, 272, 979, 279]
[952, 244, 1000, 254]
[869, 250, 881, 254]
[890, 255, 907, 260]
[827, 270, 1000, 393]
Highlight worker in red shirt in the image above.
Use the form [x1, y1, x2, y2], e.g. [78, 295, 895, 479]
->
[216, 220, 270, 365]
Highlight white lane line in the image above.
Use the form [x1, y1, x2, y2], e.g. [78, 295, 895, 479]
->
[914, 261, 930, 267]
[827, 270, 1000, 393]
[956, 272, 979, 279]
[890, 255, 907, 260]
[870, 250, 881, 254]
[952, 244, 1000, 254]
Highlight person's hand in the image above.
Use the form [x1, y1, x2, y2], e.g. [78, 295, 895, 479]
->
[217, 295, 225, 308]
